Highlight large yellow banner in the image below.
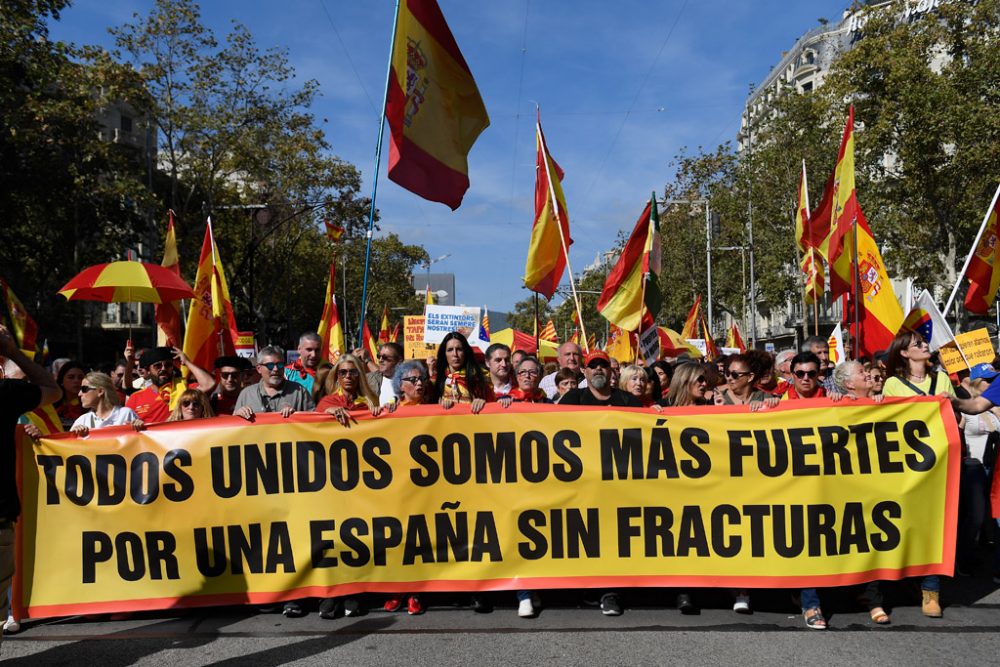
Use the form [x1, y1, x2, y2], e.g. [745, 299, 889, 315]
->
[15, 397, 959, 618]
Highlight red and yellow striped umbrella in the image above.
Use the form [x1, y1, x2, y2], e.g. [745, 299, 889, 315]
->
[58, 261, 195, 304]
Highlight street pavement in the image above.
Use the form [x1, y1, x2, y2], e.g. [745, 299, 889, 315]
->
[4, 575, 999, 666]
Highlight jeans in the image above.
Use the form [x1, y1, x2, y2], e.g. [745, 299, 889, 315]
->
[921, 575, 940, 592]
[516, 590, 532, 602]
[800, 588, 820, 611]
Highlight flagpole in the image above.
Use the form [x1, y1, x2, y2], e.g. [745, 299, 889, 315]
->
[537, 116, 589, 353]
[533, 293, 540, 353]
[943, 182, 1000, 320]
[357, 0, 402, 346]
[799, 158, 816, 340]
[851, 213, 861, 361]
[635, 277, 648, 364]
[206, 216, 225, 358]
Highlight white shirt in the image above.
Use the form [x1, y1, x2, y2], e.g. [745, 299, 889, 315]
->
[379, 375, 397, 406]
[493, 380, 512, 397]
[72, 406, 139, 432]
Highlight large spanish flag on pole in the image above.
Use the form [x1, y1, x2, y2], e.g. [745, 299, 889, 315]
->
[385, 0, 490, 210]
[851, 210, 903, 358]
[819, 107, 859, 298]
[596, 195, 661, 332]
[523, 112, 572, 300]
[182, 219, 238, 372]
[317, 263, 345, 363]
[155, 210, 182, 348]
[964, 192, 1000, 314]
[795, 162, 825, 304]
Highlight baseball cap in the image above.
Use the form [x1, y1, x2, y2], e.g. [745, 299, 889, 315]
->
[584, 350, 611, 367]
[970, 363, 999, 382]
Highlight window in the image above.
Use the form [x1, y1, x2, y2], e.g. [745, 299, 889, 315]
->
[120, 115, 133, 133]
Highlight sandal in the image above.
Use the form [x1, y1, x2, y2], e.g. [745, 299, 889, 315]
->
[869, 607, 891, 625]
[803, 607, 827, 630]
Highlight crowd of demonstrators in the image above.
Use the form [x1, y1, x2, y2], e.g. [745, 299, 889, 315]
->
[7, 326, 999, 630]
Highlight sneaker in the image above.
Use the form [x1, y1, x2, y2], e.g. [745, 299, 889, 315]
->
[282, 601, 305, 618]
[3, 616, 20, 634]
[318, 597, 341, 619]
[407, 595, 424, 615]
[384, 595, 403, 612]
[343, 598, 361, 617]
[600, 593, 622, 616]
[518, 598, 535, 618]
[733, 593, 751, 614]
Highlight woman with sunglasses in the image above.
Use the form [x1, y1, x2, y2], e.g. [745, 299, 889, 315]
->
[882, 330, 954, 619]
[661, 362, 710, 407]
[315, 354, 383, 426]
[69, 372, 144, 437]
[166, 389, 215, 422]
[432, 332, 493, 414]
[715, 354, 775, 408]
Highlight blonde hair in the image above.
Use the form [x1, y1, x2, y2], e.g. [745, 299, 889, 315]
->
[619, 365, 645, 392]
[167, 389, 215, 421]
[666, 363, 706, 406]
[84, 372, 121, 412]
[321, 354, 379, 405]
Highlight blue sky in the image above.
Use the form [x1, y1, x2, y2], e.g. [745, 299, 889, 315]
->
[50, 0, 850, 314]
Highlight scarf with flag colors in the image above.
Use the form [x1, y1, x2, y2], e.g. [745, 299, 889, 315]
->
[964, 193, 1000, 314]
[317, 263, 345, 362]
[523, 112, 572, 299]
[155, 210, 182, 348]
[596, 195, 662, 332]
[182, 219, 238, 372]
[385, 0, 489, 210]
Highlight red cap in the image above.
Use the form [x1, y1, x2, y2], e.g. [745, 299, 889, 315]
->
[584, 350, 611, 366]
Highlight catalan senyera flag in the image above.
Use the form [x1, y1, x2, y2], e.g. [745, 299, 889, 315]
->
[828, 323, 845, 365]
[680, 294, 702, 340]
[479, 306, 490, 343]
[0, 275, 39, 357]
[539, 320, 558, 343]
[964, 189, 1000, 314]
[385, 0, 489, 210]
[155, 210, 182, 348]
[362, 320, 379, 361]
[524, 112, 572, 300]
[819, 106, 859, 298]
[317, 263, 345, 363]
[849, 211, 904, 358]
[596, 195, 662, 332]
[182, 219, 238, 372]
[726, 323, 747, 353]
[379, 306, 391, 344]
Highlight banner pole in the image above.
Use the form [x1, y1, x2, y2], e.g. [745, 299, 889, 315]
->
[943, 182, 1000, 319]
[357, 0, 402, 345]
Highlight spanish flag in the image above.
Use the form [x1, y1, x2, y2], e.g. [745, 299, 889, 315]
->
[379, 305, 391, 344]
[155, 210, 182, 348]
[701, 313, 718, 361]
[386, 0, 489, 210]
[849, 211, 903, 358]
[596, 195, 662, 332]
[362, 320, 379, 362]
[726, 323, 747, 353]
[658, 327, 702, 358]
[182, 219, 238, 372]
[0, 274, 39, 357]
[795, 162, 825, 304]
[964, 191, 1000, 314]
[317, 263, 345, 362]
[802, 248, 825, 305]
[819, 107, 859, 298]
[680, 294, 702, 340]
[524, 112, 572, 300]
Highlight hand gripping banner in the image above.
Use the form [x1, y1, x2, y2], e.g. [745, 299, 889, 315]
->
[15, 397, 959, 618]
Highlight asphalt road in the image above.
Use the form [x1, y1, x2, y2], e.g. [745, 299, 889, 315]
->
[4, 576, 999, 666]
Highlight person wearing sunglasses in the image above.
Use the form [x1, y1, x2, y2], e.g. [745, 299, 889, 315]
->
[558, 351, 641, 408]
[780, 352, 825, 402]
[315, 354, 382, 425]
[211, 356, 252, 416]
[69, 372, 144, 437]
[661, 362, 710, 407]
[234, 346, 315, 421]
[126, 346, 216, 424]
[716, 354, 774, 407]
[166, 389, 215, 422]
[366, 343, 404, 406]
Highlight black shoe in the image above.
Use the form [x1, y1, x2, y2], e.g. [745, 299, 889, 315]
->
[318, 597, 342, 619]
[677, 593, 696, 615]
[471, 594, 493, 613]
[282, 601, 305, 618]
[343, 598, 362, 617]
[600, 593, 622, 616]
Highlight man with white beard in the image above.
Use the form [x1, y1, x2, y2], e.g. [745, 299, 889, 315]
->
[557, 350, 641, 407]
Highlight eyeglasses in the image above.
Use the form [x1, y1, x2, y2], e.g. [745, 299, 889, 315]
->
[337, 368, 360, 377]
[693, 375, 707, 384]
[150, 361, 171, 371]
[79, 386, 95, 393]
[180, 399, 202, 409]
[220, 372, 240, 379]
[587, 360, 610, 369]
[401, 376, 424, 384]
[517, 369, 540, 377]
[793, 369, 819, 379]
[258, 361, 282, 372]
[725, 370, 752, 379]
[378, 354, 399, 362]
[909, 339, 929, 349]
